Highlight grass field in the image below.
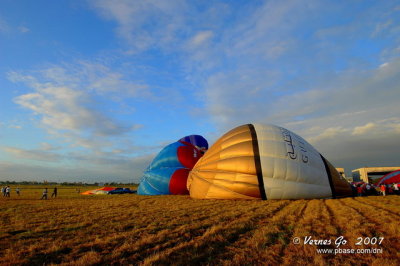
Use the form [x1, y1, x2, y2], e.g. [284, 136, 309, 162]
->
[1, 186, 399, 265]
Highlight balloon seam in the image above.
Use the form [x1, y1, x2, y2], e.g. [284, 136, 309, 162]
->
[248, 124, 267, 200]
[320, 154, 337, 199]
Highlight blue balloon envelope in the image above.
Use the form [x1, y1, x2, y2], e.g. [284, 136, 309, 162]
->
[138, 135, 208, 195]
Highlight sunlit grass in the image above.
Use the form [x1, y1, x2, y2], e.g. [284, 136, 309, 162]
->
[1, 186, 399, 265]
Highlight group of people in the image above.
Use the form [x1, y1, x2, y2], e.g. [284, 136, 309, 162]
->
[40, 187, 58, 200]
[1, 186, 20, 197]
[378, 183, 399, 196]
[1, 186, 58, 199]
[352, 182, 400, 197]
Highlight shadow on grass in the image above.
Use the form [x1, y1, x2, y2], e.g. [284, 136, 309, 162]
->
[24, 247, 72, 265]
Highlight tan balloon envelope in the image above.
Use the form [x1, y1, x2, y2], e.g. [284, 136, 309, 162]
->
[187, 124, 352, 200]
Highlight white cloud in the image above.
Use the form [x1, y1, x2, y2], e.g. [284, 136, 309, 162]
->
[9, 125, 22, 129]
[14, 86, 131, 136]
[205, 55, 400, 134]
[379, 62, 389, 68]
[9, 62, 146, 151]
[0, 16, 30, 34]
[7, 72, 40, 88]
[4, 1, 400, 181]
[0, 153, 153, 182]
[308, 127, 348, 143]
[3, 146, 63, 162]
[352, 123, 377, 136]
[0, 121, 23, 130]
[86, 0, 400, 175]
[0, 17, 10, 33]
[5, 59, 165, 182]
[40, 142, 59, 151]
[189, 31, 213, 47]
[193, 0, 400, 173]
[1, 140, 157, 182]
[224, 0, 310, 60]
[38, 62, 150, 97]
[89, 0, 188, 53]
[18, 26, 30, 33]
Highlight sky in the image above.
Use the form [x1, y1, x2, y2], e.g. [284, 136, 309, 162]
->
[0, 0, 399, 183]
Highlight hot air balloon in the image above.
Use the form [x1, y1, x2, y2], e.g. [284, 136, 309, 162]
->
[81, 187, 116, 195]
[187, 124, 352, 200]
[376, 170, 400, 186]
[138, 135, 208, 195]
[81, 187, 135, 195]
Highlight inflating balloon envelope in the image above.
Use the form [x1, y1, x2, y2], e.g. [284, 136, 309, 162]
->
[138, 135, 208, 195]
[187, 124, 352, 200]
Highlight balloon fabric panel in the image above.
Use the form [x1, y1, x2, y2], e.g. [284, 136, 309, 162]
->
[138, 135, 207, 195]
[188, 125, 261, 199]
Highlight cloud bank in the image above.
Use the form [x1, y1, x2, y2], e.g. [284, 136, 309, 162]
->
[2, 1, 400, 181]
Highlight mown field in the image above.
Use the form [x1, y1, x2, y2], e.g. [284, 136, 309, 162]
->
[0, 186, 399, 265]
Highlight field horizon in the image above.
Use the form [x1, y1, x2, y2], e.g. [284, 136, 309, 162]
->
[1, 185, 399, 265]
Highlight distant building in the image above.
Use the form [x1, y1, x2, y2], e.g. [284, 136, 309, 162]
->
[351, 167, 400, 183]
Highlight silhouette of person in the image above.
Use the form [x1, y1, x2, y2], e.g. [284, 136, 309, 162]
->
[41, 188, 48, 200]
[51, 187, 58, 198]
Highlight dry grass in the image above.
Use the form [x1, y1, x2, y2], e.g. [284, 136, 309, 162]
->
[1, 186, 399, 265]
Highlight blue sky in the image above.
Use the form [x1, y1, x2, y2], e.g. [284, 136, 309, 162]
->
[1, 0, 399, 183]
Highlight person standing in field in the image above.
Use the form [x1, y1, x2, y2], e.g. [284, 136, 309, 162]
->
[41, 188, 48, 200]
[380, 184, 386, 196]
[16, 187, 20, 196]
[387, 184, 393, 195]
[394, 183, 399, 195]
[357, 186, 363, 197]
[5, 186, 10, 197]
[51, 187, 58, 198]
[1, 187, 5, 197]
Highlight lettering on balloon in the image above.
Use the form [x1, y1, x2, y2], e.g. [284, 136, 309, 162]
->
[280, 127, 308, 164]
[281, 128, 297, 159]
[298, 140, 308, 163]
